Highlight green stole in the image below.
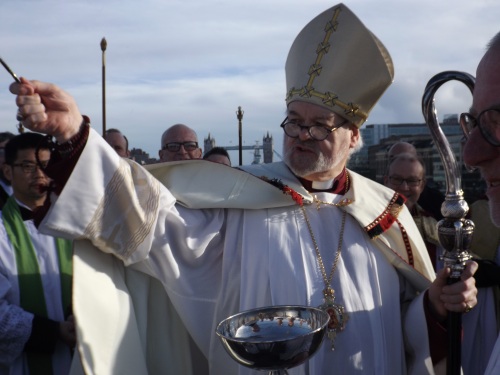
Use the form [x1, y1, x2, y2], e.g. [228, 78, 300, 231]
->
[2, 196, 73, 375]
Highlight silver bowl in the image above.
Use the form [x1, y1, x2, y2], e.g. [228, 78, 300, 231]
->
[215, 305, 329, 373]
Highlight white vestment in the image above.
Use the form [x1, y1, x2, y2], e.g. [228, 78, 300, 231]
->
[40, 130, 442, 374]
[0, 202, 72, 375]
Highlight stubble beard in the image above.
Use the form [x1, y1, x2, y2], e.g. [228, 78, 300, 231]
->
[283, 140, 349, 178]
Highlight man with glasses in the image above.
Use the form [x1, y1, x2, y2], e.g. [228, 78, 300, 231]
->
[0, 131, 15, 209]
[159, 124, 202, 162]
[9, 4, 477, 374]
[0, 132, 74, 375]
[159, 122, 208, 373]
[384, 154, 441, 270]
[387, 141, 444, 220]
[461, 31, 500, 375]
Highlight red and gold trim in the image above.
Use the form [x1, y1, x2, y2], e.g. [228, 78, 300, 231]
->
[365, 193, 405, 238]
[395, 219, 414, 267]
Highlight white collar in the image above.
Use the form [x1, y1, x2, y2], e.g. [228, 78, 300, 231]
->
[311, 179, 334, 190]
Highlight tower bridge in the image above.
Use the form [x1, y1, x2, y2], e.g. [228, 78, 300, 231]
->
[204, 132, 275, 165]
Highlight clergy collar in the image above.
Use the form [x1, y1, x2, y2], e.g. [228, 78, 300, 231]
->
[13, 199, 35, 221]
[298, 168, 348, 194]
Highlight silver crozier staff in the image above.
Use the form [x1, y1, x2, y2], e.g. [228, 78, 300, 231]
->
[422, 71, 476, 375]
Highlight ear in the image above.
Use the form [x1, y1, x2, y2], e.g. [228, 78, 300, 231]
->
[3, 164, 12, 183]
[349, 126, 360, 148]
[195, 148, 203, 159]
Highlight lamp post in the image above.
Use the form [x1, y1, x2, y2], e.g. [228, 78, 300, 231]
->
[101, 37, 107, 136]
[236, 106, 244, 166]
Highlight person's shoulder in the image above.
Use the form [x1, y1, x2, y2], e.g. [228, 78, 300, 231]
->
[469, 198, 491, 217]
[422, 184, 444, 199]
[414, 203, 436, 219]
[470, 197, 489, 209]
[348, 169, 394, 195]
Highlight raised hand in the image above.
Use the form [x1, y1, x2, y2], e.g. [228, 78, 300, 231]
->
[9, 78, 83, 143]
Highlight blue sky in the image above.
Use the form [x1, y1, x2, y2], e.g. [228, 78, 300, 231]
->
[0, 0, 497, 164]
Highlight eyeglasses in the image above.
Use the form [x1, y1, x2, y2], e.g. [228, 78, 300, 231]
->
[162, 141, 199, 152]
[388, 176, 422, 187]
[280, 117, 349, 141]
[460, 108, 500, 147]
[11, 161, 49, 174]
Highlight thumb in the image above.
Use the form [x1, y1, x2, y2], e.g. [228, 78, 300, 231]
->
[9, 77, 35, 95]
[434, 266, 451, 286]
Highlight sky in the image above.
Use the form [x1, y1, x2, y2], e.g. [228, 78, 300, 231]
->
[0, 0, 498, 164]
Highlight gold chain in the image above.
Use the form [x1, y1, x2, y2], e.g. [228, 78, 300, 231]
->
[314, 197, 352, 210]
[300, 205, 347, 298]
[313, 171, 353, 210]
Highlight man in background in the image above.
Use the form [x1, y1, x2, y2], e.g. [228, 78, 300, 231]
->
[104, 128, 130, 158]
[387, 141, 444, 219]
[159, 124, 202, 162]
[384, 153, 441, 270]
[203, 146, 231, 166]
[0, 132, 75, 374]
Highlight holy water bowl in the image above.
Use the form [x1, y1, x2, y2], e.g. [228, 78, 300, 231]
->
[215, 305, 329, 372]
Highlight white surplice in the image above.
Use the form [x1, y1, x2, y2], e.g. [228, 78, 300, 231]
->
[0, 203, 72, 375]
[40, 129, 442, 374]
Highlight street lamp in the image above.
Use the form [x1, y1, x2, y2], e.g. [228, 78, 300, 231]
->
[236, 106, 244, 166]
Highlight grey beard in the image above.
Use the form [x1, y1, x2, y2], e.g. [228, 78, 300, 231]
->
[283, 142, 348, 178]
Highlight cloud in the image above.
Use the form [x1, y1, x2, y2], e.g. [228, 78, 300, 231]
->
[0, 0, 498, 161]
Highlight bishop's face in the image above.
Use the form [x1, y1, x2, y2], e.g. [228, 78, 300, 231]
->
[282, 101, 360, 182]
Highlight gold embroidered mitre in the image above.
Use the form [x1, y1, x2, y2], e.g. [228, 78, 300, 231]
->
[285, 3, 394, 128]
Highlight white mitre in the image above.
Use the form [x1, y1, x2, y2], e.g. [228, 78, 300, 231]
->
[285, 3, 395, 128]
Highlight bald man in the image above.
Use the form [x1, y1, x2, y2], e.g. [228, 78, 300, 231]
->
[387, 141, 416, 161]
[159, 124, 202, 162]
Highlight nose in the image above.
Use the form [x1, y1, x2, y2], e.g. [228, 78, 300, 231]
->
[177, 145, 189, 154]
[463, 127, 498, 167]
[33, 163, 45, 174]
[297, 126, 312, 141]
[398, 180, 411, 191]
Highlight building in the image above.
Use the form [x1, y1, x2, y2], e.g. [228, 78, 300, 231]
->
[130, 148, 157, 165]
